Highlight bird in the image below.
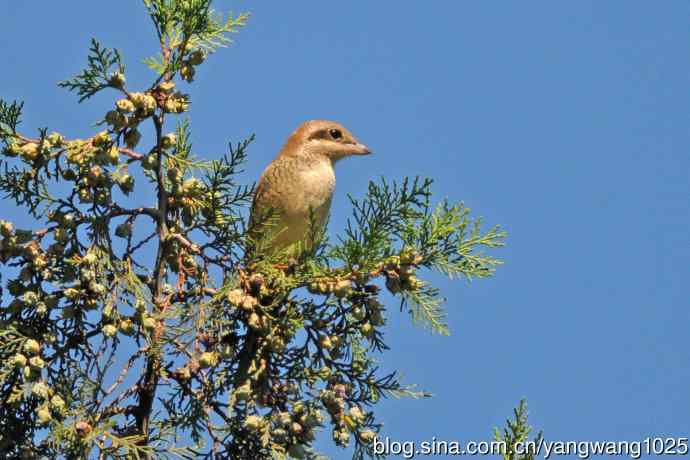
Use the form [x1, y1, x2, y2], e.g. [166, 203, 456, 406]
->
[248, 120, 371, 257]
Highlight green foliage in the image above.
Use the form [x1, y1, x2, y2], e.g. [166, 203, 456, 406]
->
[331, 177, 506, 335]
[494, 400, 544, 460]
[0, 99, 24, 136]
[143, 0, 248, 76]
[0, 2, 508, 459]
[198, 135, 256, 258]
[58, 39, 125, 102]
[334, 177, 432, 270]
[410, 200, 507, 280]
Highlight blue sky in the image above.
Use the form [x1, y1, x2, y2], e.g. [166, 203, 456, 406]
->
[2, 1, 689, 458]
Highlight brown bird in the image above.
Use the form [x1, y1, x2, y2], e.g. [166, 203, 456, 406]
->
[249, 120, 371, 256]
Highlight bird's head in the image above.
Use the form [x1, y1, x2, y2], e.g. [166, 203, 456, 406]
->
[279, 120, 372, 162]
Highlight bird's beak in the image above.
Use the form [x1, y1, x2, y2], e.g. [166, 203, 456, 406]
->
[353, 143, 372, 155]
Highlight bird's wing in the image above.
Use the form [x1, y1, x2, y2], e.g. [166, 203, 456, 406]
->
[249, 168, 275, 227]
[249, 174, 266, 226]
[248, 164, 285, 246]
[246, 174, 270, 255]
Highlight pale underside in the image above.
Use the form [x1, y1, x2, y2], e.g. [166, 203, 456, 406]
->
[250, 155, 335, 254]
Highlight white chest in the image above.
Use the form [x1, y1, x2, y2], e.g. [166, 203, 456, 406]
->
[291, 159, 335, 214]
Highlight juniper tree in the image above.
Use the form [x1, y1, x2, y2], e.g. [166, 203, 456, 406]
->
[495, 400, 544, 460]
[0, 2, 509, 458]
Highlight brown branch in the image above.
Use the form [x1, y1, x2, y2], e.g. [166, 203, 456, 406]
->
[135, 111, 168, 454]
[167, 232, 201, 253]
[118, 147, 145, 161]
[103, 348, 147, 397]
[109, 206, 160, 222]
[169, 286, 217, 304]
[15, 133, 145, 162]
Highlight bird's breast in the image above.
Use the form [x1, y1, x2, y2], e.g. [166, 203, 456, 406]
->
[257, 158, 335, 213]
[293, 160, 335, 212]
[252, 156, 337, 252]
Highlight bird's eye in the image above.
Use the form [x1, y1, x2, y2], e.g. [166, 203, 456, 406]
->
[329, 128, 343, 140]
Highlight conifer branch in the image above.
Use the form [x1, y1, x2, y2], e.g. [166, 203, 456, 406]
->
[0, 2, 510, 459]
